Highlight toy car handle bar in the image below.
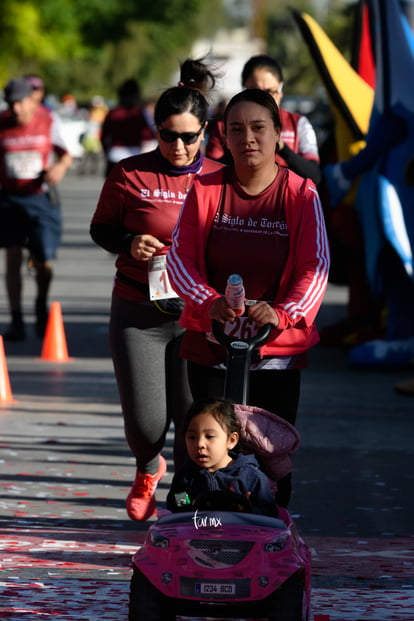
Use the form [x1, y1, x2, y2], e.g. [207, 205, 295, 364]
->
[211, 319, 272, 405]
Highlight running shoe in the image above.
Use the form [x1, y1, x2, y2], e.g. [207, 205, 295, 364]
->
[126, 455, 167, 521]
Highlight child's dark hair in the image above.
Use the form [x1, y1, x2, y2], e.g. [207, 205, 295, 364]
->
[183, 398, 241, 443]
[154, 57, 218, 127]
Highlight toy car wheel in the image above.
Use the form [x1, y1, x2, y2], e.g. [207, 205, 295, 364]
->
[267, 572, 306, 621]
[128, 566, 175, 621]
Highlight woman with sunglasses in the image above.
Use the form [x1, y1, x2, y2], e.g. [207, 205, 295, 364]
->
[90, 58, 222, 521]
[167, 88, 330, 507]
[206, 54, 321, 185]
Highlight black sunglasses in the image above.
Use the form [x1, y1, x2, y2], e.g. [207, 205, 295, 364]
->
[158, 126, 204, 145]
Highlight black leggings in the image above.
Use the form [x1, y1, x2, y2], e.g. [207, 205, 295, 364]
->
[188, 362, 301, 507]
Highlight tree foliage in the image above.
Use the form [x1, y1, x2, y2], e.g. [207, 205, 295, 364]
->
[0, 0, 224, 101]
[262, 0, 356, 96]
[0, 0, 355, 103]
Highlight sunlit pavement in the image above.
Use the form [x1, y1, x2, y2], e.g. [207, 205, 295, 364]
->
[0, 171, 413, 620]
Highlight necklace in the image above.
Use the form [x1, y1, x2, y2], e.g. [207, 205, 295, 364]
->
[182, 172, 193, 193]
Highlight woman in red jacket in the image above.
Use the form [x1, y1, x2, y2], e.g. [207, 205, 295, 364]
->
[167, 88, 330, 506]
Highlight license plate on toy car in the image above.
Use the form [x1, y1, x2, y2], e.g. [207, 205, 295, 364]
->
[195, 582, 236, 595]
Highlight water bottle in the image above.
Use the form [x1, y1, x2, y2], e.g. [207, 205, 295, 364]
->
[225, 274, 245, 316]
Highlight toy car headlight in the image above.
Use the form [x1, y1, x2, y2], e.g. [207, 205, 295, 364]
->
[264, 534, 289, 553]
[150, 533, 169, 549]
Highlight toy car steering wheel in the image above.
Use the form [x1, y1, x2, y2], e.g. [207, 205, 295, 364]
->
[192, 490, 253, 513]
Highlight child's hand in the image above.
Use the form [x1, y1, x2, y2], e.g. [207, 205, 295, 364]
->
[234, 491, 252, 512]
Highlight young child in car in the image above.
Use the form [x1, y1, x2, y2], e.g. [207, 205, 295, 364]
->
[166, 398, 278, 517]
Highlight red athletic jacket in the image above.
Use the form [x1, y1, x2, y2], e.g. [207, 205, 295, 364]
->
[167, 166, 330, 358]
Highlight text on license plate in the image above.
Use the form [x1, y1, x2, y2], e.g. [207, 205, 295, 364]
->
[196, 582, 235, 595]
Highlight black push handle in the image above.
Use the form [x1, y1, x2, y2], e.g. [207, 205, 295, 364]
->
[212, 320, 272, 349]
[211, 320, 273, 404]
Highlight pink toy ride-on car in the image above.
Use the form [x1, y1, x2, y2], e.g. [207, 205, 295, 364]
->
[129, 494, 311, 620]
[129, 321, 311, 620]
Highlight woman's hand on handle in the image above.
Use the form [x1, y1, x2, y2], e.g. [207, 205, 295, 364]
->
[248, 301, 279, 328]
[130, 234, 164, 261]
[208, 297, 238, 323]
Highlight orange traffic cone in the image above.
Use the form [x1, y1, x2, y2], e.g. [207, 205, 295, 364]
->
[0, 335, 17, 404]
[39, 302, 73, 362]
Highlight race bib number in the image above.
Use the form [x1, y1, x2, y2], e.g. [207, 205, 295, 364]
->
[206, 316, 259, 343]
[5, 151, 43, 179]
[148, 254, 178, 301]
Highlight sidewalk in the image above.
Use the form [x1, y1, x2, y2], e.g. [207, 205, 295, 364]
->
[0, 171, 413, 620]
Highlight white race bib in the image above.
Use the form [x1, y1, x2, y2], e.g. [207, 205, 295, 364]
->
[148, 254, 178, 301]
[206, 316, 259, 343]
[5, 151, 43, 179]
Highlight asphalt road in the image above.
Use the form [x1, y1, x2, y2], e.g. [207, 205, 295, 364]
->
[0, 169, 413, 620]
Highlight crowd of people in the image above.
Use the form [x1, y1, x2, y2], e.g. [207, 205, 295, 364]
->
[90, 55, 329, 518]
[1, 51, 412, 525]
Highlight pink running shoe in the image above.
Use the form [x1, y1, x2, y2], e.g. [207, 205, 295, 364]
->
[126, 456, 167, 521]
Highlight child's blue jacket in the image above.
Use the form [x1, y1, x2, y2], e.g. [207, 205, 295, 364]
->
[166, 452, 278, 517]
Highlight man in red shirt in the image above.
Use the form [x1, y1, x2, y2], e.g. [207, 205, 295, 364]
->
[0, 78, 72, 340]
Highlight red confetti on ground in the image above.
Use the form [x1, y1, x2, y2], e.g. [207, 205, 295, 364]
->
[0, 530, 413, 619]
